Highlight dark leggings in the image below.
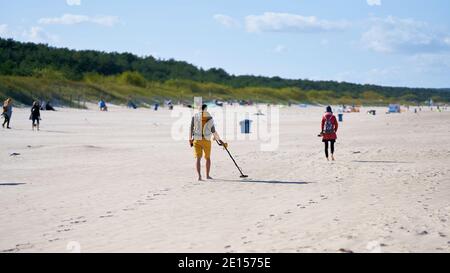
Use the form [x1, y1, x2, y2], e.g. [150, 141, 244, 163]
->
[2, 114, 10, 127]
[324, 140, 335, 158]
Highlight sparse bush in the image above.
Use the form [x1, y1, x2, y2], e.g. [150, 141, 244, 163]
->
[33, 68, 66, 80]
[118, 71, 147, 87]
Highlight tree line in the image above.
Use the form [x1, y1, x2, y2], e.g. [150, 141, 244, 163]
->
[1, 38, 449, 103]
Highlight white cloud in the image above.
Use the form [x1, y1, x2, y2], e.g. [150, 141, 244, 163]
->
[39, 14, 119, 27]
[213, 14, 240, 28]
[274, 44, 286, 53]
[0, 24, 10, 37]
[367, 0, 381, 6]
[22, 26, 59, 43]
[361, 16, 450, 54]
[1, 23, 58, 43]
[445, 37, 450, 46]
[245, 12, 350, 33]
[410, 53, 450, 70]
[66, 0, 81, 6]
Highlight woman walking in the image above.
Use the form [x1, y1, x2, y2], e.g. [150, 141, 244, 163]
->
[321, 106, 338, 161]
[30, 101, 41, 131]
[2, 98, 13, 129]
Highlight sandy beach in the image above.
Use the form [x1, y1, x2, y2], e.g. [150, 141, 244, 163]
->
[1, 105, 449, 253]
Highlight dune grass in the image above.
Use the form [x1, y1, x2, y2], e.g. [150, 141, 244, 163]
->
[0, 73, 426, 107]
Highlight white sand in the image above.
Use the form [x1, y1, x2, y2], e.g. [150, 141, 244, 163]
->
[1, 105, 449, 253]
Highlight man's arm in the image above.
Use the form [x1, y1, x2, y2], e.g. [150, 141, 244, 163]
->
[189, 117, 194, 146]
[209, 120, 228, 148]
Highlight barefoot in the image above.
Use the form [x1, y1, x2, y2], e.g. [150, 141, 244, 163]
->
[332, 155, 335, 161]
[326, 157, 329, 161]
[198, 177, 203, 181]
[207, 176, 214, 180]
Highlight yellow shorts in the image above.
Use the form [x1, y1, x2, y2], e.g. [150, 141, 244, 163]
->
[193, 139, 211, 159]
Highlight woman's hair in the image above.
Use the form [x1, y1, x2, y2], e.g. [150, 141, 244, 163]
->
[4, 98, 12, 106]
[326, 106, 332, 113]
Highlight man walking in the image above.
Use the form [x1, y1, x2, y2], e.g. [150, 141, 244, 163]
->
[189, 104, 227, 181]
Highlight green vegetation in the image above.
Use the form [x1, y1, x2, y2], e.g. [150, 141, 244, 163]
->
[1, 38, 449, 106]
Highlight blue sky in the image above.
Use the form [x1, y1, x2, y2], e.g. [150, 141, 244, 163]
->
[1, 0, 450, 88]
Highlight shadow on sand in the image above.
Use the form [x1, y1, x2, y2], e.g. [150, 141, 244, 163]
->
[218, 179, 314, 185]
[0, 183, 26, 186]
[352, 160, 413, 164]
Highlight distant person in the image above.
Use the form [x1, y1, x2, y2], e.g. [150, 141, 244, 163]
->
[189, 104, 227, 181]
[2, 98, 13, 129]
[30, 101, 41, 131]
[154, 103, 159, 111]
[320, 106, 339, 161]
[128, 100, 137, 109]
[99, 99, 108, 111]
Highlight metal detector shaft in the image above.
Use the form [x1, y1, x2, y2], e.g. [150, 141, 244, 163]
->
[216, 140, 248, 177]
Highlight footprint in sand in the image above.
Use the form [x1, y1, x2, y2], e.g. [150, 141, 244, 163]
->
[100, 211, 114, 218]
[1, 243, 34, 253]
[136, 200, 146, 206]
[339, 248, 354, 253]
[70, 219, 87, 225]
[57, 228, 72, 233]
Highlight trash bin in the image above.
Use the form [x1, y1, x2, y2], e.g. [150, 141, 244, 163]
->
[239, 119, 252, 134]
[338, 113, 343, 122]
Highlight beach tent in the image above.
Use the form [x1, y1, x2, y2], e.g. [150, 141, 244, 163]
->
[388, 104, 401, 113]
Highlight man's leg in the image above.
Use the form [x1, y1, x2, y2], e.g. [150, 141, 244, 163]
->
[204, 141, 213, 179]
[206, 158, 212, 179]
[196, 158, 202, 180]
[193, 141, 203, 180]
